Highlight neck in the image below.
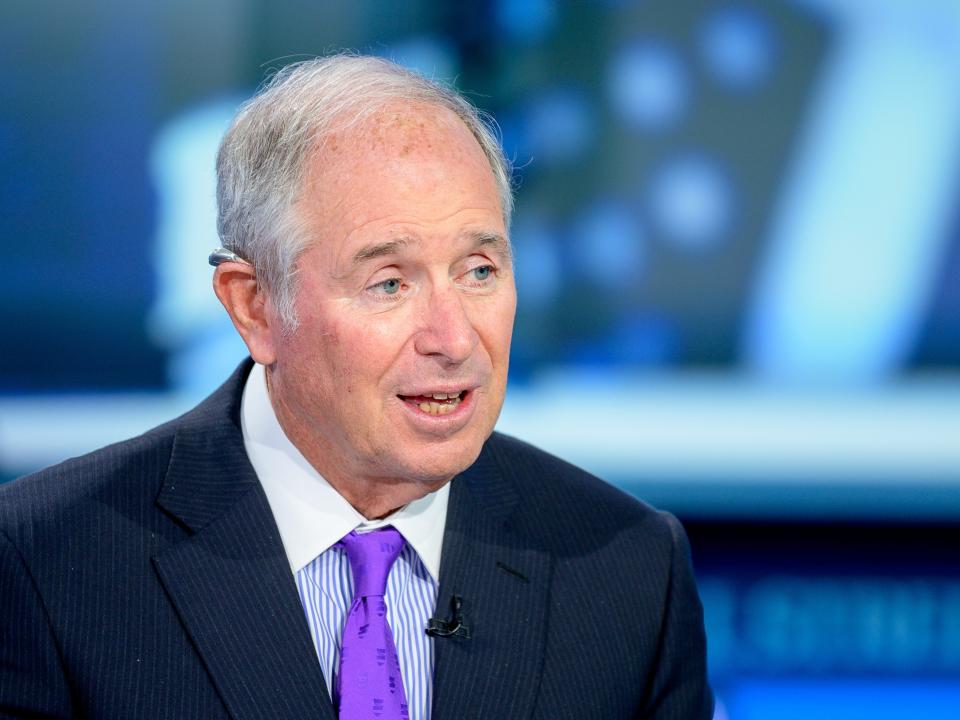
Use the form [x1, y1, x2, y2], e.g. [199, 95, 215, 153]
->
[265, 372, 445, 520]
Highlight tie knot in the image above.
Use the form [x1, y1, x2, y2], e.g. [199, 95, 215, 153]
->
[339, 527, 405, 598]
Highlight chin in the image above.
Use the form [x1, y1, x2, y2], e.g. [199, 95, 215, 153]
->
[392, 433, 487, 486]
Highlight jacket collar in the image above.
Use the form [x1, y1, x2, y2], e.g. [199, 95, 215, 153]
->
[152, 359, 335, 720]
[155, 359, 258, 533]
[431, 438, 553, 720]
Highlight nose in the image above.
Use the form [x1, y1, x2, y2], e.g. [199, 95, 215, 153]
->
[413, 284, 479, 365]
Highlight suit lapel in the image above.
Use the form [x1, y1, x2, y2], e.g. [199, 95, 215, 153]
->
[432, 442, 553, 720]
[151, 362, 335, 720]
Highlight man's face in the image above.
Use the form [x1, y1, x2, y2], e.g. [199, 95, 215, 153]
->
[266, 104, 516, 496]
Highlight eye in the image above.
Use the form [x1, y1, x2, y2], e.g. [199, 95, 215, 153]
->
[360, 272, 413, 308]
[471, 265, 492, 281]
[371, 277, 403, 295]
[461, 264, 497, 287]
[457, 261, 499, 291]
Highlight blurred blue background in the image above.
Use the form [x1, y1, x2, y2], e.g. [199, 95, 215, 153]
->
[2, 0, 959, 716]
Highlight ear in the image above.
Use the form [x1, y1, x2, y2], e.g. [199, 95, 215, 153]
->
[212, 261, 279, 365]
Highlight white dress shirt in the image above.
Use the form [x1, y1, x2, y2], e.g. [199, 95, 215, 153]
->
[240, 363, 448, 720]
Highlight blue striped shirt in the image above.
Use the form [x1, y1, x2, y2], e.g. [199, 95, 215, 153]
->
[296, 537, 438, 720]
[240, 363, 448, 720]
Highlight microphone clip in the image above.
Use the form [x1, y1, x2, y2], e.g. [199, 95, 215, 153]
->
[426, 594, 470, 640]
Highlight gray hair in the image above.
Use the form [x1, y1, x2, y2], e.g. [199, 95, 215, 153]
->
[215, 54, 514, 329]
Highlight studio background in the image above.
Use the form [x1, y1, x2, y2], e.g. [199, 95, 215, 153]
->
[2, 1, 959, 718]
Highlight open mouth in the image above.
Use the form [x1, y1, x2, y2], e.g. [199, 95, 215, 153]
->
[398, 390, 468, 416]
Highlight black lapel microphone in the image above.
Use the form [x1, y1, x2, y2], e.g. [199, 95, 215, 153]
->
[426, 594, 470, 640]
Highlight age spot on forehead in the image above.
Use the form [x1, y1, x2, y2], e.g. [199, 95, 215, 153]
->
[368, 104, 466, 153]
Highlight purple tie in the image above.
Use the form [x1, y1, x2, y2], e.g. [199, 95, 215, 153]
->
[336, 527, 409, 720]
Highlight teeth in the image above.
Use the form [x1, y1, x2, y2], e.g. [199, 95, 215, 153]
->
[417, 398, 461, 416]
[430, 393, 449, 400]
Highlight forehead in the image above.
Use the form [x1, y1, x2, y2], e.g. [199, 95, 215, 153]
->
[296, 102, 504, 250]
[328, 101, 479, 158]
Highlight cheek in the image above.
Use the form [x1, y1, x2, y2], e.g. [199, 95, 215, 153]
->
[480, 297, 517, 363]
[277, 314, 345, 392]
[328, 320, 407, 395]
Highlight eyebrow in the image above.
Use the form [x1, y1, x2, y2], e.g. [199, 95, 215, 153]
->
[468, 230, 511, 257]
[352, 237, 414, 264]
[351, 231, 511, 265]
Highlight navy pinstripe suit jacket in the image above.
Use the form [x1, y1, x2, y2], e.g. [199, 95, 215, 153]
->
[0, 360, 712, 719]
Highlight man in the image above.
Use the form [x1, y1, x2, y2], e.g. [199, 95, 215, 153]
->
[0, 55, 712, 719]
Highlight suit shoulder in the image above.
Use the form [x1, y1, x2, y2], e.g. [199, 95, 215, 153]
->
[0, 417, 179, 537]
[0, 361, 249, 537]
[484, 431, 665, 528]
[480, 433, 684, 572]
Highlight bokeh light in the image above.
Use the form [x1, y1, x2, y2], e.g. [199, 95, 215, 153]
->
[700, 5, 778, 91]
[607, 39, 690, 130]
[649, 154, 734, 250]
[569, 198, 645, 289]
[512, 212, 563, 309]
[495, 0, 557, 42]
[521, 86, 595, 164]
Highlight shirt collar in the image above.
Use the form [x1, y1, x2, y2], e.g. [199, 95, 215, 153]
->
[239, 362, 449, 578]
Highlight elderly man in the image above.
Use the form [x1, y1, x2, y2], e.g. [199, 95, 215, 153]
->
[0, 56, 711, 719]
